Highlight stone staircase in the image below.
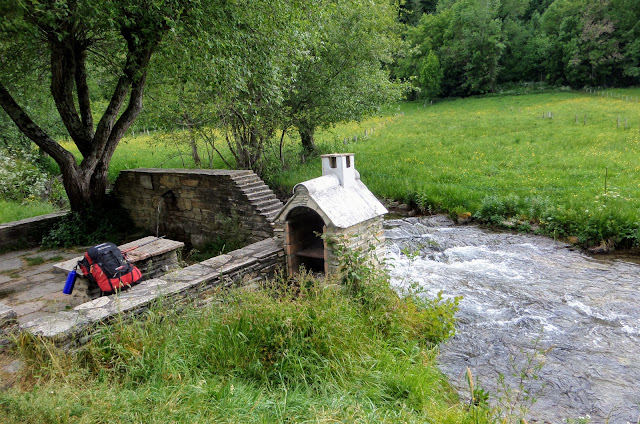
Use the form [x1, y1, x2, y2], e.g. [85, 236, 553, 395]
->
[230, 172, 284, 223]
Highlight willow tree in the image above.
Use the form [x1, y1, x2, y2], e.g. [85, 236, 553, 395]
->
[0, 0, 193, 210]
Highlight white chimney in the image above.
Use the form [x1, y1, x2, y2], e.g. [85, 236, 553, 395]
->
[321, 153, 356, 188]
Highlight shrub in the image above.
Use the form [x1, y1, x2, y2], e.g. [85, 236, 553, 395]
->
[0, 150, 49, 201]
[329, 235, 461, 347]
[474, 194, 523, 224]
[41, 200, 136, 248]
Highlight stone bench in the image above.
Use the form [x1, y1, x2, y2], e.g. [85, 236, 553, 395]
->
[53, 236, 184, 297]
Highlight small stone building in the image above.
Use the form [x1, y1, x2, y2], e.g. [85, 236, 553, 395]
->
[273, 153, 387, 277]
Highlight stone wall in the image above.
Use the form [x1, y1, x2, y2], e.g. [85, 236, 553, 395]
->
[19, 238, 285, 348]
[113, 169, 283, 248]
[324, 216, 386, 275]
[0, 211, 67, 250]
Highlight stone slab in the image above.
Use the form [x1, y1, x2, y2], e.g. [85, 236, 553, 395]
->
[16, 311, 50, 325]
[162, 264, 217, 283]
[11, 301, 46, 317]
[15, 282, 63, 303]
[3, 359, 22, 374]
[0, 257, 22, 273]
[52, 237, 184, 274]
[200, 254, 233, 269]
[20, 311, 90, 340]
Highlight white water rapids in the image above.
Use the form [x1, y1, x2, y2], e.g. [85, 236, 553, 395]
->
[385, 216, 640, 423]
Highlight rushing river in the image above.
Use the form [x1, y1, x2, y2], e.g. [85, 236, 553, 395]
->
[385, 216, 640, 423]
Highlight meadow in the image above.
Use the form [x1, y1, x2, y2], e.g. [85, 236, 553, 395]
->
[272, 90, 640, 247]
[4, 89, 640, 246]
[0, 200, 57, 224]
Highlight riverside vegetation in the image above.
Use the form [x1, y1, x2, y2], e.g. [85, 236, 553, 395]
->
[0, 242, 494, 423]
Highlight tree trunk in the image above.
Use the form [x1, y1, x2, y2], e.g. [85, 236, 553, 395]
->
[299, 125, 316, 154]
[188, 127, 201, 167]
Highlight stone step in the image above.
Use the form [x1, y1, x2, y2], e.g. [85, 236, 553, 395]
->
[253, 198, 282, 210]
[246, 191, 279, 202]
[238, 181, 267, 190]
[256, 202, 283, 214]
[240, 184, 273, 194]
[263, 210, 280, 222]
[232, 176, 261, 186]
[232, 174, 262, 184]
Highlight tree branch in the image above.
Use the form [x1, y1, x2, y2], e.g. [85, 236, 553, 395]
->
[0, 82, 79, 171]
[75, 43, 94, 139]
[50, 34, 93, 154]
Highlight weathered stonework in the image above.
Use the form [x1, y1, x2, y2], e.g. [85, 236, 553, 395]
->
[113, 169, 283, 248]
[0, 303, 17, 328]
[20, 238, 285, 348]
[0, 211, 67, 250]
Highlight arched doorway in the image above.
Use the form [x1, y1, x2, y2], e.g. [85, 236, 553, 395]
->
[284, 207, 326, 276]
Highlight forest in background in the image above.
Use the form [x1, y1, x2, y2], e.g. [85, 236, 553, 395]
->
[394, 0, 639, 98]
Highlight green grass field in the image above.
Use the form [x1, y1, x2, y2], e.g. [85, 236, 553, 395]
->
[6, 89, 640, 246]
[271, 90, 640, 247]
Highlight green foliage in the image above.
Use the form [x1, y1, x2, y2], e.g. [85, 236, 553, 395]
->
[474, 194, 527, 224]
[329, 235, 460, 346]
[0, 142, 67, 214]
[283, 0, 404, 153]
[418, 50, 443, 99]
[41, 201, 135, 248]
[396, 0, 639, 97]
[0, 149, 50, 202]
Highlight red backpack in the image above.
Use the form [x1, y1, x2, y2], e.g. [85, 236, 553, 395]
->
[78, 242, 142, 294]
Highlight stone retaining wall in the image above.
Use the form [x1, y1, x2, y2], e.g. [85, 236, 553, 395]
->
[0, 211, 67, 250]
[19, 238, 285, 348]
[113, 169, 283, 248]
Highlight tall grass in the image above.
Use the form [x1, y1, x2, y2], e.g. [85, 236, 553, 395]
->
[0, 246, 490, 423]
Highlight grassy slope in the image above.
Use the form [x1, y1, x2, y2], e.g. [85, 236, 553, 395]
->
[271, 90, 640, 246]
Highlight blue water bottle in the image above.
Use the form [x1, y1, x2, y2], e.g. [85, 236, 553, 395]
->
[63, 267, 77, 295]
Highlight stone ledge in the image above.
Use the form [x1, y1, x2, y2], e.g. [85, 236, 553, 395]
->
[0, 211, 67, 250]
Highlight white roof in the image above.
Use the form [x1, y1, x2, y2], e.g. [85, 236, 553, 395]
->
[278, 174, 387, 228]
